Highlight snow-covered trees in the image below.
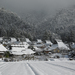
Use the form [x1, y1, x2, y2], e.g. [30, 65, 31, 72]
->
[0, 6, 75, 42]
[0, 8, 33, 39]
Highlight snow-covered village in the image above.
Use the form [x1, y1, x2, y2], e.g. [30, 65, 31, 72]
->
[0, 37, 75, 61]
[0, 37, 75, 75]
[0, 0, 75, 75]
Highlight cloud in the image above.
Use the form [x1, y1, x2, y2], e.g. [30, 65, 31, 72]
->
[0, 0, 75, 15]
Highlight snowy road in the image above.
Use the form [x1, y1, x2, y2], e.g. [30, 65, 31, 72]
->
[0, 61, 75, 75]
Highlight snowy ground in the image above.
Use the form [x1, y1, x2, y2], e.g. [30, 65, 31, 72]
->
[0, 61, 75, 75]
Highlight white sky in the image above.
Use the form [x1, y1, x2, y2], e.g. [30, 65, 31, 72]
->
[0, 0, 75, 15]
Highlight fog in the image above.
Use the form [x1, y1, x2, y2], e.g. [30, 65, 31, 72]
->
[0, 0, 75, 16]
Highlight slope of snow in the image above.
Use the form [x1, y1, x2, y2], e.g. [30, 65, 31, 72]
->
[58, 42, 70, 50]
[11, 51, 24, 55]
[56, 39, 70, 50]
[26, 38, 31, 43]
[11, 47, 25, 52]
[48, 44, 58, 51]
[11, 38, 17, 43]
[0, 61, 75, 75]
[21, 49, 35, 54]
[45, 40, 53, 45]
[0, 44, 7, 51]
[11, 48, 35, 55]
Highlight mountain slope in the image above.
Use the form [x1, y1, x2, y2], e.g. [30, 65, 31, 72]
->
[0, 8, 33, 39]
[0, 6, 75, 42]
[38, 6, 75, 42]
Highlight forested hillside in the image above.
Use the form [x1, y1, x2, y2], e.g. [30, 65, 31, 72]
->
[0, 8, 33, 40]
[38, 6, 75, 42]
[0, 6, 75, 42]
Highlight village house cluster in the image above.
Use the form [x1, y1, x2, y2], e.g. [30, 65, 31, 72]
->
[0, 37, 75, 61]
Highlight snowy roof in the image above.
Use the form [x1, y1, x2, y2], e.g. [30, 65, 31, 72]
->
[22, 49, 35, 54]
[26, 38, 31, 43]
[11, 47, 25, 52]
[34, 46, 39, 50]
[45, 40, 53, 45]
[37, 39, 42, 43]
[11, 51, 23, 55]
[11, 46, 35, 55]
[56, 39, 70, 50]
[0, 44, 7, 51]
[12, 49, 35, 55]
[34, 46, 43, 52]
[22, 42, 28, 45]
[11, 45, 25, 47]
[48, 44, 58, 51]
[11, 43, 29, 49]
[11, 38, 16, 42]
[23, 42, 29, 48]
[34, 44, 44, 47]
[55, 39, 62, 42]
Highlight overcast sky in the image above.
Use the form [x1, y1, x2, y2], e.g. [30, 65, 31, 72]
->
[0, 0, 75, 15]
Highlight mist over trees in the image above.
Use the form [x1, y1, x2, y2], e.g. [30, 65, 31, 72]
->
[0, 8, 33, 39]
[0, 5, 75, 42]
[37, 6, 75, 42]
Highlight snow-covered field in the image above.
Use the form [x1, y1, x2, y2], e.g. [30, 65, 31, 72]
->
[0, 61, 75, 75]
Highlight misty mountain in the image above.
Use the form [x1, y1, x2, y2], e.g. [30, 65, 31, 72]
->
[0, 6, 75, 42]
[18, 9, 48, 26]
[38, 5, 75, 42]
[0, 8, 33, 39]
[0, 7, 60, 42]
